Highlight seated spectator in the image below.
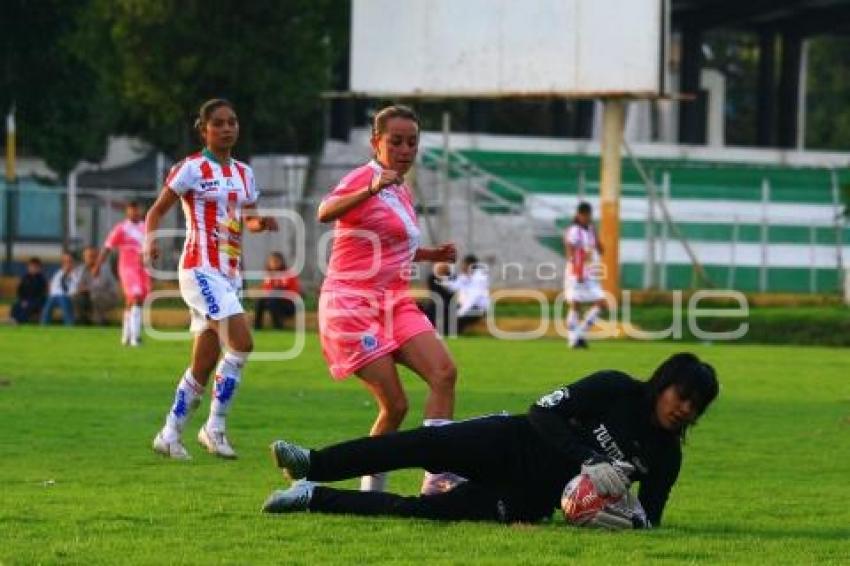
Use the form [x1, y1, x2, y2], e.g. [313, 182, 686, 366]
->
[418, 262, 455, 335]
[438, 254, 491, 335]
[74, 246, 119, 326]
[255, 252, 301, 330]
[40, 251, 82, 326]
[11, 257, 48, 324]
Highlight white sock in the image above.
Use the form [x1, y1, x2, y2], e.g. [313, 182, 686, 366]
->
[360, 473, 388, 492]
[579, 306, 601, 335]
[130, 305, 142, 342]
[567, 308, 579, 345]
[121, 310, 130, 343]
[163, 369, 205, 441]
[206, 351, 247, 432]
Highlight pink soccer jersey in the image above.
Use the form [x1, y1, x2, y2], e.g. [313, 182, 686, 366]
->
[105, 218, 146, 277]
[321, 160, 421, 294]
[165, 149, 259, 278]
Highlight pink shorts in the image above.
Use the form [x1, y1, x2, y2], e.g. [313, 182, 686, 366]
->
[318, 289, 434, 380]
[119, 268, 151, 304]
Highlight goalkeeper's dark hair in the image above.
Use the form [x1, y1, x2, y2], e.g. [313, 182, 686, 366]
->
[647, 352, 719, 433]
[371, 104, 420, 137]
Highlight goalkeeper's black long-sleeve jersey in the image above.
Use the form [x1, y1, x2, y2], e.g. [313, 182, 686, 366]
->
[526, 370, 682, 527]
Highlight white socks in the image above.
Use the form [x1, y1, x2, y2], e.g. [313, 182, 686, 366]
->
[163, 369, 205, 441]
[122, 311, 130, 344]
[129, 305, 142, 343]
[567, 308, 579, 345]
[206, 351, 247, 433]
[580, 306, 600, 335]
[360, 473, 388, 492]
[123, 306, 143, 344]
[568, 306, 600, 345]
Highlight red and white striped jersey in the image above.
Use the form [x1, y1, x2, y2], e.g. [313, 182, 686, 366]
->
[166, 149, 260, 277]
[564, 222, 598, 279]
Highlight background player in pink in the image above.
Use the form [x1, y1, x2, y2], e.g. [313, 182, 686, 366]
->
[316, 105, 459, 495]
[564, 201, 606, 349]
[144, 98, 279, 460]
[93, 201, 150, 346]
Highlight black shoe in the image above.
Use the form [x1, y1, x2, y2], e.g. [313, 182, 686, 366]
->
[576, 338, 589, 349]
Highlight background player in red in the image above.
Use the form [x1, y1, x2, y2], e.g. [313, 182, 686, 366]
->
[316, 105, 459, 494]
[564, 201, 606, 349]
[254, 251, 301, 330]
[93, 201, 149, 346]
[144, 98, 279, 460]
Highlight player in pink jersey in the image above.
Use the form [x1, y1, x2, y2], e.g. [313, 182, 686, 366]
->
[144, 99, 279, 460]
[564, 201, 606, 349]
[92, 201, 150, 346]
[315, 105, 460, 495]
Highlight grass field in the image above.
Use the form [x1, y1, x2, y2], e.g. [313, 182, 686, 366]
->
[1, 326, 849, 565]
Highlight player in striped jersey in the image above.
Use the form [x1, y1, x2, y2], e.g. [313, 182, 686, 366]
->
[564, 202, 605, 349]
[145, 99, 279, 460]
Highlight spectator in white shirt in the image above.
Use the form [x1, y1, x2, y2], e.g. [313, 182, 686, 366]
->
[439, 255, 490, 335]
[40, 251, 82, 326]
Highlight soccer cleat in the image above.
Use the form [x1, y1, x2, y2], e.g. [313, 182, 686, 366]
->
[153, 431, 191, 460]
[261, 480, 315, 514]
[198, 426, 238, 459]
[420, 471, 467, 496]
[270, 440, 311, 480]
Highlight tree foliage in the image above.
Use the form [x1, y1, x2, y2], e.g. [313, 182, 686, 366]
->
[0, 0, 114, 177]
[75, 0, 342, 159]
[806, 36, 850, 151]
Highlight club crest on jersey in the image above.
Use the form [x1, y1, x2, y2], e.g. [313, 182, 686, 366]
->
[361, 334, 378, 352]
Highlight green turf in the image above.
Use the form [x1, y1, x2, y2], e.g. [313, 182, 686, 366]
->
[1, 326, 849, 564]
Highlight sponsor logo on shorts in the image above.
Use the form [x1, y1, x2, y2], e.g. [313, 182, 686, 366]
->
[194, 272, 221, 315]
[361, 334, 378, 352]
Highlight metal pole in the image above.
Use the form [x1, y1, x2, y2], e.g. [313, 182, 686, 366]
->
[599, 98, 625, 298]
[644, 169, 656, 289]
[68, 169, 79, 247]
[830, 168, 845, 292]
[466, 163, 474, 252]
[728, 216, 739, 289]
[577, 168, 586, 200]
[809, 224, 817, 293]
[760, 178, 770, 292]
[4, 106, 16, 275]
[659, 172, 670, 290]
[438, 111, 451, 243]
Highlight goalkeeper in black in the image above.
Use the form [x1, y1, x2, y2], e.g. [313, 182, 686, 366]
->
[261, 352, 719, 528]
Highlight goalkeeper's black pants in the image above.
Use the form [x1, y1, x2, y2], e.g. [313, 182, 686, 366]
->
[305, 415, 574, 523]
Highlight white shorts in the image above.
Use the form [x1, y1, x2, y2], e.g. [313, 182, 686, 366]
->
[565, 277, 604, 304]
[178, 268, 244, 333]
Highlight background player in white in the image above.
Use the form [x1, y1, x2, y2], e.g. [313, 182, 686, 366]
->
[92, 201, 149, 346]
[564, 202, 605, 349]
[144, 98, 279, 460]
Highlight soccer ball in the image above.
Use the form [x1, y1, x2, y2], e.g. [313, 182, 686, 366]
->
[561, 473, 649, 528]
[560, 473, 619, 525]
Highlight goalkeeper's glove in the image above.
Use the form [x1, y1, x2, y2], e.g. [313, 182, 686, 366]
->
[580, 456, 633, 497]
[587, 491, 650, 530]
